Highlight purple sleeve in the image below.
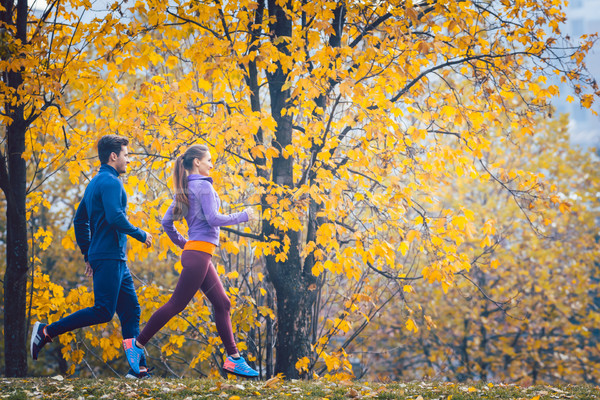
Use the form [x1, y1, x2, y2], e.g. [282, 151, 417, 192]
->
[198, 184, 249, 227]
[161, 201, 187, 249]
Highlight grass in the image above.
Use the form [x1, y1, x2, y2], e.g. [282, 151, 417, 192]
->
[1, 376, 599, 399]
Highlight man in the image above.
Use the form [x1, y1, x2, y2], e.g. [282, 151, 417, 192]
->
[30, 134, 153, 378]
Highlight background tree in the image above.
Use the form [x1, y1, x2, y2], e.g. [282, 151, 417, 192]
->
[3, 0, 599, 379]
[348, 114, 600, 383]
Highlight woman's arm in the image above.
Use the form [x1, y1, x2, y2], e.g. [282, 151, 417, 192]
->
[161, 201, 188, 249]
[198, 183, 249, 227]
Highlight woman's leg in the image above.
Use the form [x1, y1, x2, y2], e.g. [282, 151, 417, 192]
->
[200, 261, 238, 356]
[136, 251, 212, 346]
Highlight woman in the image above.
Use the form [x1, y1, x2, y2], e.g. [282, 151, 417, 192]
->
[123, 144, 259, 378]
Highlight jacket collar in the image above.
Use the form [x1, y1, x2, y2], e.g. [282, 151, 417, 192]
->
[100, 164, 119, 176]
[189, 174, 213, 184]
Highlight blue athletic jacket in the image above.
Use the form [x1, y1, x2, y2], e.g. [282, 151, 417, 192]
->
[74, 164, 147, 262]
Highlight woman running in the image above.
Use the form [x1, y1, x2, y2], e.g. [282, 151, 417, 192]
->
[123, 144, 259, 378]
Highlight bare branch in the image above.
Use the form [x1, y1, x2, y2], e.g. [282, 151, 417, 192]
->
[221, 226, 262, 240]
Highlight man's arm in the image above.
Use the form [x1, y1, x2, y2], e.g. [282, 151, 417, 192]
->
[101, 179, 147, 243]
[73, 199, 91, 262]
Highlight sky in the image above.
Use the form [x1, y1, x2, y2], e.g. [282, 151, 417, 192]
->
[549, 0, 600, 149]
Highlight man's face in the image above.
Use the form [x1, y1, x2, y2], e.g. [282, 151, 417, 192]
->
[113, 145, 130, 174]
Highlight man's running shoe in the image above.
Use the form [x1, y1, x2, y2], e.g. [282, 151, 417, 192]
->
[223, 355, 259, 378]
[125, 366, 153, 379]
[123, 338, 144, 374]
[30, 322, 52, 360]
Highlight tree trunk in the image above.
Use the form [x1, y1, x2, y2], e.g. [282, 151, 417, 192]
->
[3, 99, 29, 378]
[272, 272, 317, 378]
[1, 0, 30, 377]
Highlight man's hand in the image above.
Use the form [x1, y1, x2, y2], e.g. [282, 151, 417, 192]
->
[85, 262, 92, 278]
[144, 231, 153, 248]
[244, 207, 258, 222]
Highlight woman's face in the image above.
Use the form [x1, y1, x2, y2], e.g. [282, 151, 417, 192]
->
[194, 151, 213, 176]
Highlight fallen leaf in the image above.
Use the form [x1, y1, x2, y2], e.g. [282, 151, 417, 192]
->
[264, 376, 281, 388]
[218, 383, 234, 391]
[51, 376, 64, 381]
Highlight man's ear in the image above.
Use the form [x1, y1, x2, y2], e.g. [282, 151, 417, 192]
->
[109, 151, 118, 162]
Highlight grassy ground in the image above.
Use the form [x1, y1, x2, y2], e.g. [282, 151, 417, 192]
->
[1, 376, 599, 399]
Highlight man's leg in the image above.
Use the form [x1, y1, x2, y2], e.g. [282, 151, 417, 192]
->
[115, 263, 141, 340]
[46, 260, 121, 336]
[32, 259, 121, 360]
[115, 263, 147, 374]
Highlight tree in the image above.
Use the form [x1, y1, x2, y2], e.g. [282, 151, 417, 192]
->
[105, 0, 597, 378]
[5, 0, 599, 379]
[1, 0, 31, 377]
[353, 114, 600, 383]
[0, 0, 151, 375]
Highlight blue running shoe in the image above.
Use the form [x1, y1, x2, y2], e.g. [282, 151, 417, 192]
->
[125, 366, 153, 379]
[223, 355, 259, 378]
[123, 338, 144, 374]
[30, 321, 52, 360]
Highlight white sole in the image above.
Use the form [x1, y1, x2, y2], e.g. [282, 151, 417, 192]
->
[30, 321, 41, 360]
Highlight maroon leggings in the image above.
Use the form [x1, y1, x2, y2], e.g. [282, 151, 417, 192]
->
[136, 250, 238, 355]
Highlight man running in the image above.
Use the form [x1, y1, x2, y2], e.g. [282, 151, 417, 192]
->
[30, 134, 153, 378]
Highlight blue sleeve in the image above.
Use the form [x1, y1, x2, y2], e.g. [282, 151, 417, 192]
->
[161, 201, 187, 249]
[101, 179, 147, 243]
[73, 199, 91, 262]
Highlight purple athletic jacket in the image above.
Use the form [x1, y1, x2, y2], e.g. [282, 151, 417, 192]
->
[162, 175, 249, 248]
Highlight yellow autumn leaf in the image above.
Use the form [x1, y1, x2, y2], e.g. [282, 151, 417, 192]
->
[406, 318, 418, 333]
[399, 241, 410, 256]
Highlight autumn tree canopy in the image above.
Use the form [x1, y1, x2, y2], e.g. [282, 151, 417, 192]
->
[2, 0, 599, 378]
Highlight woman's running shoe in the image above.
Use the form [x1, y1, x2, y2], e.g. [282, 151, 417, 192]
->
[222, 355, 259, 378]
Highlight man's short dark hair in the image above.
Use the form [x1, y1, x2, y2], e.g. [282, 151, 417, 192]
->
[98, 135, 129, 164]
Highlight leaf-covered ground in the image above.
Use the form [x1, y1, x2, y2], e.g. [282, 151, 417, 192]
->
[2, 376, 599, 400]
[0, 376, 600, 400]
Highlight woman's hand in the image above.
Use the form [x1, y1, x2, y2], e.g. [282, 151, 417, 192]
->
[244, 207, 258, 221]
